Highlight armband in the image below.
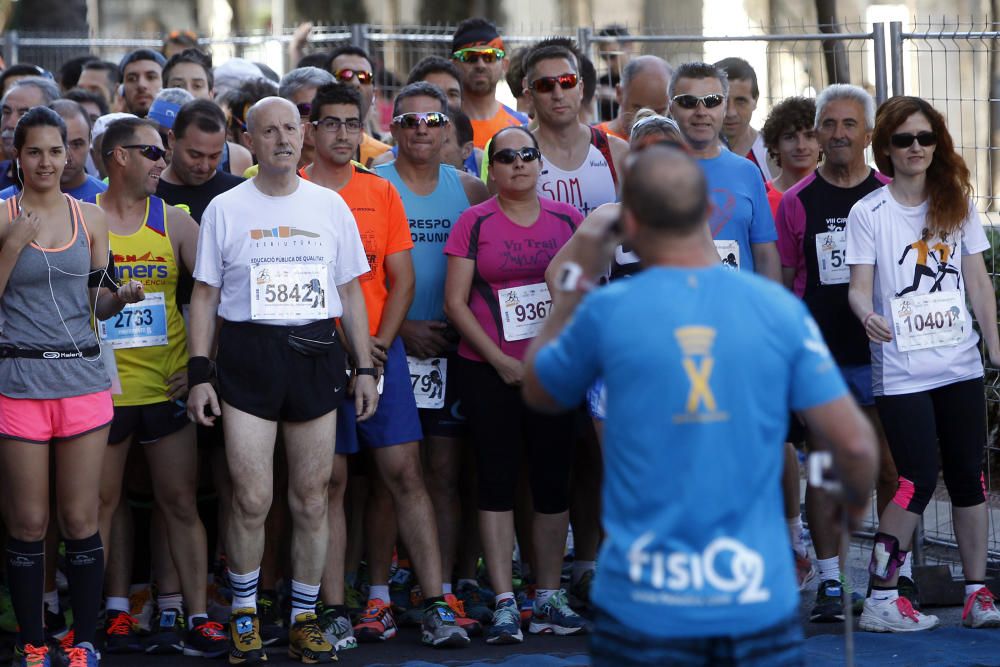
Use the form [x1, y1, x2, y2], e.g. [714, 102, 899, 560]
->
[188, 356, 216, 387]
[88, 251, 119, 291]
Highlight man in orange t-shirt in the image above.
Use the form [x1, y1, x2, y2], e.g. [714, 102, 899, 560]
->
[451, 18, 528, 148]
[301, 82, 478, 647]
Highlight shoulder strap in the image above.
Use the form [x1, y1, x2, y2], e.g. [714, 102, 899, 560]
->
[68, 195, 92, 250]
[589, 126, 618, 189]
[6, 197, 17, 221]
[145, 195, 167, 237]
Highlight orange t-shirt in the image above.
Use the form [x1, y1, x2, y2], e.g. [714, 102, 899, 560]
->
[359, 133, 391, 169]
[594, 120, 628, 142]
[470, 103, 529, 149]
[300, 165, 412, 335]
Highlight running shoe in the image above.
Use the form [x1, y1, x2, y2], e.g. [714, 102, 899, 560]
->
[963, 587, 1000, 628]
[103, 609, 142, 653]
[353, 598, 396, 642]
[455, 581, 493, 624]
[794, 552, 816, 590]
[859, 595, 939, 632]
[287, 612, 335, 664]
[128, 585, 154, 634]
[13, 643, 51, 667]
[43, 603, 69, 641]
[184, 618, 230, 658]
[62, 643, 99, 667]
[529, 590, 587, 635]
[897, 575, 921, 610]
[420, 600, 469, 648]
[145, 608, 184, 654]
[485, 598, 522, 645]
[257, 591, 286, 647]
[317, 606, 356, 652]
[809, 579, 845, 622]
[228, 608, 266, 664]
[443, 593, 482, 636]
[569, 569, 595, 612]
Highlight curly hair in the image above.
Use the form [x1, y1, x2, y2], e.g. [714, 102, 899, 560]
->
[873, 96, 971, 238]
[761, 96, 816, 165]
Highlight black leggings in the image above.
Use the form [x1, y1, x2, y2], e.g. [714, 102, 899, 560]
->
[457, 357, 575, 514]
[875, 377, 986, 515]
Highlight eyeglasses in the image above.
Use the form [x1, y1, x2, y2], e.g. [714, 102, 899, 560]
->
[295, 102, 312, 117]
[671, 94, 726, 109]
[528, 73, 578, 93]
[334, 69, 374, 84]
[490, 147, 541, 165]
[889, 131, 937, 149]
[313, 116, 363, 133]
[392, 111, 449, 129]
[452, 47, 505, 64]
[105, 144, 167, 161]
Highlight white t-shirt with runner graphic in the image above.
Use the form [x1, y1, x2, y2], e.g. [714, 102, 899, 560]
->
[846, 186, 989, 396]
[194, 178, 370, 325]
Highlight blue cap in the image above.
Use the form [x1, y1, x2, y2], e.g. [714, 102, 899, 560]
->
[148, 98, 181, 129]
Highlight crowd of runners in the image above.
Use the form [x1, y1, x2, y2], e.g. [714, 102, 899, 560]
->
[0, 15, 997, 667]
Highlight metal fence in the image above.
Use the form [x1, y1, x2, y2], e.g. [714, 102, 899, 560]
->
[2, 18, 999, 566]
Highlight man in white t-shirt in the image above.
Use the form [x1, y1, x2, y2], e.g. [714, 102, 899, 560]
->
[187, 96, 378, 665]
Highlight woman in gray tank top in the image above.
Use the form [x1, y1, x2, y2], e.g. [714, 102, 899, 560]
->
[0, 107, 143, 664]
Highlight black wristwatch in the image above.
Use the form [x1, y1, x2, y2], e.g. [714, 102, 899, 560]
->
[353, 367, 378, 377]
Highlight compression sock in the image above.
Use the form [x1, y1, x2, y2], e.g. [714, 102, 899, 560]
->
[64, 533, 105, 646]
[6, 537, 45, 646]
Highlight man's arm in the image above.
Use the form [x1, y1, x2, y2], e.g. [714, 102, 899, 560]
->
[751, 241, 782, 283]
[373, 249, 415, 359]
[336, 278, 379, 420]
[167, 206, 200, 275]
[608, 134, 629, 183]
[186, 280, 222, 426]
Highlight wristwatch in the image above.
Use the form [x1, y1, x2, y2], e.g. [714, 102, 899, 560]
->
[555, 261, 596, 293]
[353, 367, 378, 377]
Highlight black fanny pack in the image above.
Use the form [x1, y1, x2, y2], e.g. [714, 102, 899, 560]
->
[287, 319, 339, 357]
[0, 345, 100, 359]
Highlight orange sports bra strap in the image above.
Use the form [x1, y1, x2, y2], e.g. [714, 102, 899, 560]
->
[68, 196, 92, 249]
[6, 197, 17, 221]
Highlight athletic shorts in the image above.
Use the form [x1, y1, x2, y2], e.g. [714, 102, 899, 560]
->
[0, 389, 113, 444]
[216, 320, 347, 423]
[840, 364, 874, 407]
[336, 337, 423, 454]
[417, 351, 467, 439]
[109, 401, 190, 445]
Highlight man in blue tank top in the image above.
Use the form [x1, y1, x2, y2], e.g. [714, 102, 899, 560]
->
[372, 82, 489, 636]
[523, 145, 878, 665]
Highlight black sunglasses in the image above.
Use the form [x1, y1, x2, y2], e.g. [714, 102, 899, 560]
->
[528, 73, 578, 93]
[889, 131, 937, 149]
[491, 147, 541, 165]
[671, 94, 725, 109]
[105, 144, 166, 161]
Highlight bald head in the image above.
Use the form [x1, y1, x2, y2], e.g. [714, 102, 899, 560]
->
[621, 56, 672, 87]
[619, 56, 673, 133]
[622, 145, 708, 234]
[246, 96, 303, 173]
[245, 96, 298, 133]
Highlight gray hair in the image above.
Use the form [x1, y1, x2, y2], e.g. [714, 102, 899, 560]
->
[278, 67, 335, 101]
[668, 62, 729, 100]
[629, 109, 683, 146]
[392, 82, 448, 117]
[155, 87, 195, 106]
[815, 83, 875, 131]
[3, 76, 60, 106]
[49, 99, 92, 131]
[621, 56, 673, 88]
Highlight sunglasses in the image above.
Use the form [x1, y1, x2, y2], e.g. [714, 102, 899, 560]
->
[392, 111, 449, 129]
[452, 48, 505, 64]
[889, 131, 937, 149]
[491, 147, 541, 165]
[312, 116, 363, 133]
[334, 68, 374, 85]
[528, 73, 579, 93]
[671, 94, 726, 109]
[105, 144, 167, 161]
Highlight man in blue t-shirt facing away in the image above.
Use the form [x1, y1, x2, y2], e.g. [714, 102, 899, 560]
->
[523, 145, 878, 666]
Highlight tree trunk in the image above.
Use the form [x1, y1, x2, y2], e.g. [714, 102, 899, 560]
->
[814, 0, 849, 83]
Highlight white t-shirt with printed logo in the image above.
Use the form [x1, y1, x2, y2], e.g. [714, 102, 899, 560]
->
[846, 186, 989, 396]
[194, 178, 371, 325]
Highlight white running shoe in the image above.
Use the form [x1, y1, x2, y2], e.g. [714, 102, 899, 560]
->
[859, 595, 939, 632]
[962, 587, 1000, 628]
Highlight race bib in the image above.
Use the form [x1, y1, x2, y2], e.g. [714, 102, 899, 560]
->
[99, 292, 168, 349]
[499, 283, 552, 342]
[816, 231, 849, 285]
[715, 240, 740, 270]
[406, 356, 446, 409]
[250, 263, 327, 321]
[890, 291, 965, 352]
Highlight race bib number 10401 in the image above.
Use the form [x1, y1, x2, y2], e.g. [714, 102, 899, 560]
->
[890, 291, 965, 352]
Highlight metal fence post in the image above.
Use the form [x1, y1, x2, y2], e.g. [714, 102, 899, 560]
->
[4, 31, 18, 68]
[351, 24, 370, 55]
[872, 22, 888, 105]
[577, 26, 593, 61]
[890, 21, 904, 97]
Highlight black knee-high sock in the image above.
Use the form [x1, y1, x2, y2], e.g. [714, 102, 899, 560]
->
[6, 537, 45, 646]
[64, 533, 104, 646]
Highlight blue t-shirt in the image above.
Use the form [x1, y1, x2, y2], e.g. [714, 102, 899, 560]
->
[534, 266, 847, 638]
[375, 163, 469, 321]
[0, 175, 107, 201]
[699, 148, 777, 274]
